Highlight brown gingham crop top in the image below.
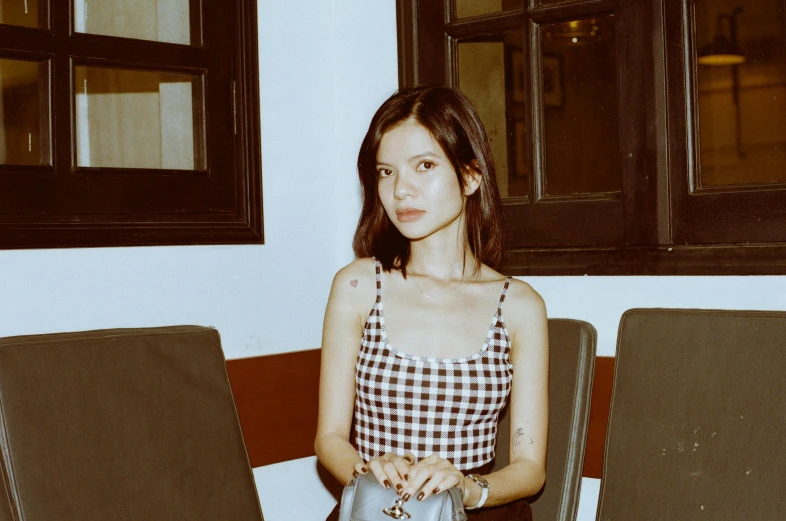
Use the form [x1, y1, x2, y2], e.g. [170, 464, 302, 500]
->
[353, 260, 514, 470]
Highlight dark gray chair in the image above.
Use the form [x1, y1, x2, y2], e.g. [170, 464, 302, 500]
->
[0, 468, 13, 521]
[597, 309, 786, 520]
[492, 318, 597, 521]
[0, 326, 264, 521]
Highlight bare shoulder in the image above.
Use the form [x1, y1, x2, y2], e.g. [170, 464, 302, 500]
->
[502, 278, 548, 347]
[332, 257, 376, 290]
[328, 258, 378, 318]
[505, 278, 546, 314]
[476, 266, 545, 321]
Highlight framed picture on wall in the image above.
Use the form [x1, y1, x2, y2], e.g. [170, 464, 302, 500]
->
[542, 54, 563, 108]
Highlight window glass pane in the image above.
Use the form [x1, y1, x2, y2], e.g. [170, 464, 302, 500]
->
[74, 66, 205, 170]
[0, 0, 42, 28]
[458, 31, 527, 198]
[541, 15, 620, 196]
[455, 0, 521, 19]
[73, 0, 192, 45]
[0, 58, 48, 165]
[696, 0, 786, 186]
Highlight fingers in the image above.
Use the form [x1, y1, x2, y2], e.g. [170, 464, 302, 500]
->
[366, 457, 392, 489]
[352, 461, 368, 479]
[420, 471, 462, 501]
[382, 459, 406, 493]
[366, 453, 412, 491]
[401, 455, 463, 502]
[393, 454, 414, 483]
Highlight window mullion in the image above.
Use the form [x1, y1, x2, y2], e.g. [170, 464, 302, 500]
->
[528, 17, 544, 203]
[617, 0, 659, 246]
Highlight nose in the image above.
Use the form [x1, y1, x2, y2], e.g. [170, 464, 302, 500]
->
[394, 170, 417, 200]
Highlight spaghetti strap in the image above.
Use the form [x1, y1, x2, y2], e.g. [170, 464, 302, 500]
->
[497, 276, 512, 313]
[374, 259, 382, 302]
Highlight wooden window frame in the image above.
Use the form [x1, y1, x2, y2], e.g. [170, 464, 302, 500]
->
[0, 0, 262, 249]
[398, 0, 786, 275]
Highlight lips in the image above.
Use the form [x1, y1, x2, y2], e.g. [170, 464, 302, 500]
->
[395, 208, 426, 222]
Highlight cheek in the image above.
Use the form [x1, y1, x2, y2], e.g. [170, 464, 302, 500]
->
[377, 182, 395, 213]
[428, 175, 465, 210]
[377, 181, 388, 203]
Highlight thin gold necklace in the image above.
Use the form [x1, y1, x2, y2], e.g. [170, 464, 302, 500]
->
[412, 276, 465, 298]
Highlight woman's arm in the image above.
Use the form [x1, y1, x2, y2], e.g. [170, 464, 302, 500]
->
[314, 260, 375, 486]
[463, 280, 549, 507]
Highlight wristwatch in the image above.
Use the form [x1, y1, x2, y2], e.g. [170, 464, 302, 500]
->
[465, 474, 489, 510]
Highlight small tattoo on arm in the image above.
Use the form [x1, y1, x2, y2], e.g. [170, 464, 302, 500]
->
[512, 428, 525, 454]
[350, 279, 358, 288]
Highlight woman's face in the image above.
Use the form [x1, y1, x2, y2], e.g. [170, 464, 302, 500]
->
[376, 119, 478, 242]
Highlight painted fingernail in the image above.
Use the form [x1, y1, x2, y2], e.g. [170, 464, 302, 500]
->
[402, 493, 411, 502]
[360, 467, 368, 474]
[395, 483, 403, 492]
[417, 492, 425, 501]
[433, 487, 440, 494]
[383, 480, 391, 489]
[352, 470, 358, 478]
[404, 474, 410, 481]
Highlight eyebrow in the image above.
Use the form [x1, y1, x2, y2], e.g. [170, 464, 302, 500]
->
[376, 152, 440, 167]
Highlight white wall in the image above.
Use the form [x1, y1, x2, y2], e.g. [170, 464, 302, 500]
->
[1, 2, 786, 521]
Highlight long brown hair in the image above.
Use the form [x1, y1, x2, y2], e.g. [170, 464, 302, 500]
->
[353, 86, 505, 276]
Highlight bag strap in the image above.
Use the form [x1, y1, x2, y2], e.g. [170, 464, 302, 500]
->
[448, 488, 468, 521]
[338, 477, 357, 521]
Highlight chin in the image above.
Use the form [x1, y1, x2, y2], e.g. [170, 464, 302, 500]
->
[395, 223, 455, 243]
[392, 224, 429, 241]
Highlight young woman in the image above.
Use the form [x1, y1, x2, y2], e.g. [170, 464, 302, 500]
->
[315, 86, 548, 520]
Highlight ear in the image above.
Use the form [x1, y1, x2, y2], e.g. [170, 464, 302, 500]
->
[462, 160, 482, 196]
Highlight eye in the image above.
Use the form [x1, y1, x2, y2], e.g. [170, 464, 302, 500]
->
[417, 161, 435, 171]
[377, 168, 393, 178]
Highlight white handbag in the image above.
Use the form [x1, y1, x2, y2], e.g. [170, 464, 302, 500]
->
[338, 472, 467, 521]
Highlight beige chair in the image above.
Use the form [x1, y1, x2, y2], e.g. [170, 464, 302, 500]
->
[597, 309, 786, 519]
[0, 326, 264, 521]
[492, 318, 597, 521]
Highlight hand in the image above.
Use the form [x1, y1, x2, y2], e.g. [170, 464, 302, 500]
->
[400, 454, 465, 503]
[355, 452, 415, 494]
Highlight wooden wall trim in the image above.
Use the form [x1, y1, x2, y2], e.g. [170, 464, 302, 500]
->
[583, 356, 614, 478]
[226, 349, 321, 468]
[226, 350, 614, 478]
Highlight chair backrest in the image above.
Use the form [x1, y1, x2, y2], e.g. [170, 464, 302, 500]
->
[0, 468, 13, 521]
[492, 318, 596, 521]
[597, 309, 786, 520]
[0, 326, 264, 521]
